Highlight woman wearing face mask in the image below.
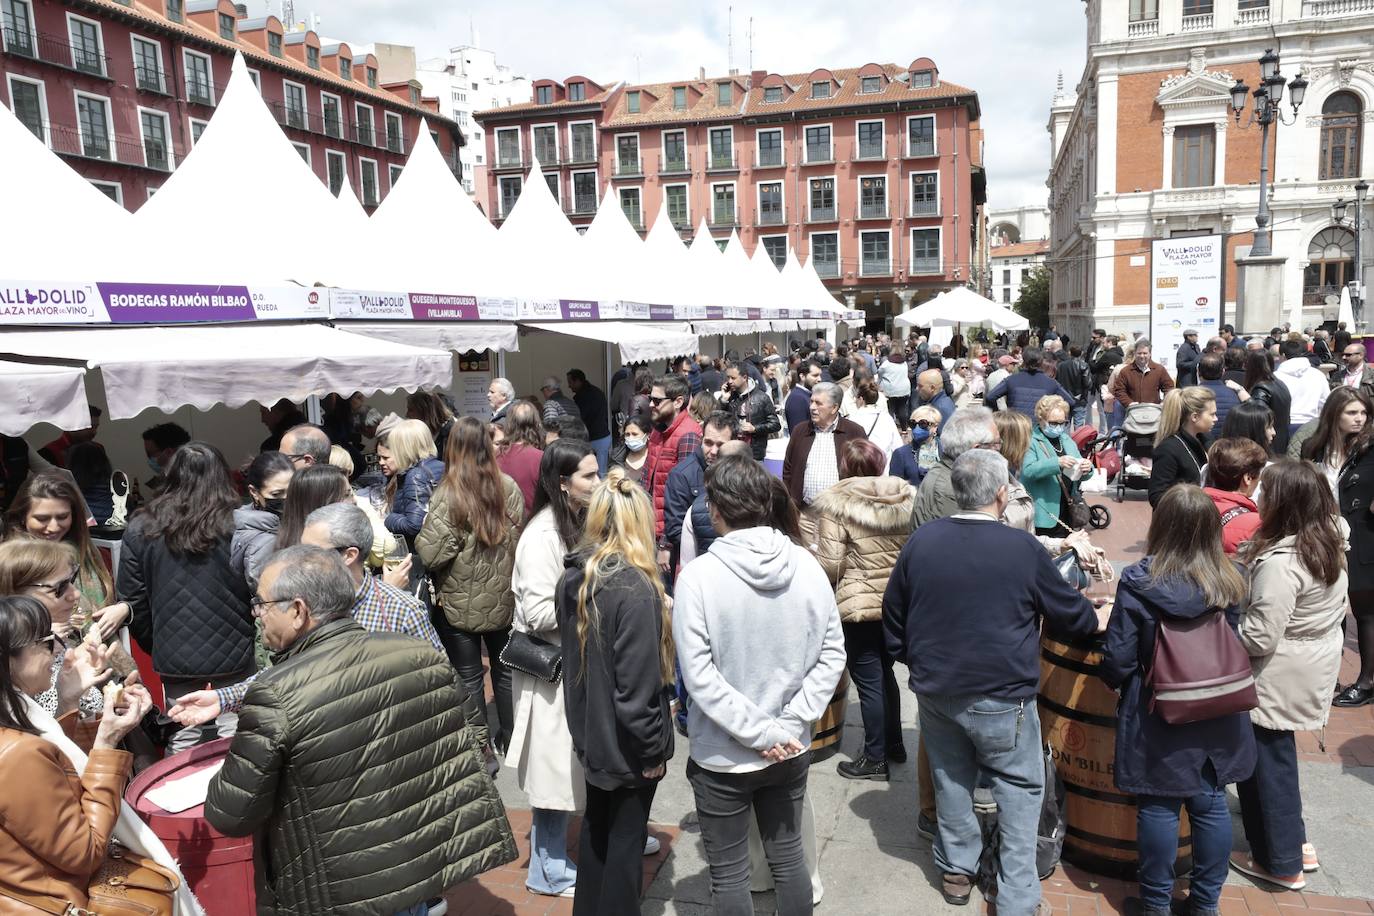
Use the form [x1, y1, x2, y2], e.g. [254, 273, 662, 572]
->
[609, 413, 652, 485]
[888, 405, 943, 486]
[230, 451, 293, 591]
[1149, 387, 1218, 508]
[1023, 395, 1093, 537]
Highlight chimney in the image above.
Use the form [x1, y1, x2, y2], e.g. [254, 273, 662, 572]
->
[698, 66, 706, 82]
[234, 3, 247, 16]
[749, 69, 765, 87]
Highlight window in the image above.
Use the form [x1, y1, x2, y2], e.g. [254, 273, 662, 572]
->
[247, 69, 259, 90]
[761, 236, 787, 269]
[764, 86, 782, 103]
[810, 233, 839, 277]
[131, 36, 164, 93]
[1319, 91, 1362, 181]
[535, 85, 552, 104]
[354, 103, 374, 145]
[532, 124, 557, 164]
[860, 75, 881, 94]
[662, 130, 686, 171]
[1182, 0, 1212, 13]
[572, 171, 597, 214]
[325, 150, 346, 195]
[268, 31, 282, 57]
[716, 82, 731, 106]
[1003, 269, 1012, 285]
[217, 12, 234, 39]
[90, 180, 121, 204]
[1172, 124, 1215, 187]
[307, 45, 319, 69]
[184, 50, 213, 106]
[359, 158, 378, 205]
[389, 163, 403, 187]
[860, 231, 890, 275]
[620, 187, 642, 227]
[499, 175, 522, 216]
[385, 112, 403, 154]
[544, 173, 560, 204]
[809, 177, 835, 220]
[811, 81, 831, 100]
[1237, 0, 1268, 7]
[1003, 288, 1012, 303]
[282, 82, 305, 129]
[910, 70, 934, 89]
[673, 86, 686, 109]
[164, 0, 181, 22]
[1130, 0, 1158, 20]
[569, 122, 595, 162]
[76, 93, 112, 159]
[568, 81, 585, 101]
[805, 125, 831, 162]
[908, 115, 935, 156]
[7, 76, 45, 142]
[666, 184, 689, 227]
[68, 16, 104, 76]
[758, 181, 783, 224]
[339, 56, 351, 79]
[709, 127, 733, 169]
[292, 142, 309, 164]
[1304, 227, 1356, 305]
[189, 117, 207, 145]
[366, 66, 377, 88]
[138, 108, 171, 169]
[320, 93, 341, 137]
[616, 134, 640, 174]
[911, 228, 941, 273]
[859, 176, 886, 218]
[757, 128, 782, 167]
[910, 172, 938, 215]
[2, 0, 36, 57]
[626, 90, 640, 113]
[715, 239, 728, 252]
[857, 121, 883, 159]
[712, 183, 736, 225]
[497, 128, 520, 166]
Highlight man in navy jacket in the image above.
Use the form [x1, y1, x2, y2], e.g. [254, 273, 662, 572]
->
[983, 348, 1075, 418]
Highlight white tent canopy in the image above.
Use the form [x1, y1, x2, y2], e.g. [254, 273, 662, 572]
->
[0, 360, 92, 436]
[0, 324, 453, 419]
[336, 321, 519, 354]
[523, 322, 698, 364]
[894, 286, 1030, 331]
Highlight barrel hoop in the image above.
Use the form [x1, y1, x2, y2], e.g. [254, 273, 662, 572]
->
[1040, 648, 1103, 678]
[811, 723, 843, 743]
[1062, 781, 1136, 806]
[1043, 632, 1104, 653]
[1066, 825, 1138, 851]
[1037, 694, 1117, 729]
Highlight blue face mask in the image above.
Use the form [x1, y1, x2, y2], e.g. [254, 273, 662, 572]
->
[146, 457, 163, 475]
[910, 427, 930, 447]
[1043, 423, 1067, 438]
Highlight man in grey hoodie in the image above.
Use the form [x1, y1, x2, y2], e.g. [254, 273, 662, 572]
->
[673, 454, 845, 916]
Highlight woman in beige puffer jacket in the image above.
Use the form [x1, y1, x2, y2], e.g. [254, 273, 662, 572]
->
[809, 438, 916, 779]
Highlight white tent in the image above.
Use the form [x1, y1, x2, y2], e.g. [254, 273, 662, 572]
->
[1340, 285, 1357, 330]
[639, 197, 694, 307]
[0, 360, 92, 435]
[496, 156, 592, 304]
[894, 285, 1030, 331]
[523, 322, 698, 364]
[581, 188, 655, 305]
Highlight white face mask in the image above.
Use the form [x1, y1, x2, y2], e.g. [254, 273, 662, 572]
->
[624, 436, 648, 452]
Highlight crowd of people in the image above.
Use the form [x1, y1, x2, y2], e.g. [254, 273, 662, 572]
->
[0, 320, 1366, 916]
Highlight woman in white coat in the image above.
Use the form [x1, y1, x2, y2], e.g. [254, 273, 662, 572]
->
[508, 438, 600, 896]
[847, 370, 904, 459]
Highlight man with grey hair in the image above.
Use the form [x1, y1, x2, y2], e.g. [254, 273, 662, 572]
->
[488, 377, 516, 423]
[884, 451, 1106, 912]
[205, 545, 516, 913]
[782, 380, 867, 508]
[1110, 336, 1174, 408]
[913, 405, 999, 528]
[280, 423, 331, 468]
[539, 376, 581, 428]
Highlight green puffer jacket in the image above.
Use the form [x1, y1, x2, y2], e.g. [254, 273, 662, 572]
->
[204, 618, 517, 915]
[416, 474, 524, 632]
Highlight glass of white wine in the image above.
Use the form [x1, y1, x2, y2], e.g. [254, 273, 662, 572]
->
[382, 537, 410, 576]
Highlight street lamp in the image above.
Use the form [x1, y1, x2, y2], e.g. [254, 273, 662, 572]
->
[1230, 49, 1308, 258]
[1333, 179, 1370, 330]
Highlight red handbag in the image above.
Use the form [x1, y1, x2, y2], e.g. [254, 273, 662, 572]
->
[1146, 610, 1258, 725]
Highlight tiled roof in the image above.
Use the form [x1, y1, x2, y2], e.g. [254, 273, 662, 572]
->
[606, 77, 745, 127]
[742, 65, 976, 117]
[478, 85, 617, 118]
[991, 240, 1050, 259]
[74, 0, 461, 130]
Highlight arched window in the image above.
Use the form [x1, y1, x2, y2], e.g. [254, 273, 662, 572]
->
[1303, 227, 1356, 305]
[1319, 92, 1362, 181]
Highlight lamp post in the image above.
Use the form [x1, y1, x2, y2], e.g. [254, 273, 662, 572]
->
[1332, 178, 1370, 330]
[1229, 49, 1308, 258]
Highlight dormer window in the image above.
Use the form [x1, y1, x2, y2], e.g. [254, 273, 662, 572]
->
[268, 32, 282, 57]
[366, 66, 377, 88]
[673, 86, 687, 110]
[910, 69, 934, 88]
[218, 12, 234, 39]
[339, 56, 351, 79]
[568, 82, 585, 101]
[811, 81, 831, 99]
[860, 75, 881, 94]
[307, 46, 319, 69]
[165, 0, 182, 22]
[536, 85, 552, 104]
[717, 82, 731, 105]
[764, 86, 782, 103]
[627, 90, 640, 113]
[409, 85, 420, 104]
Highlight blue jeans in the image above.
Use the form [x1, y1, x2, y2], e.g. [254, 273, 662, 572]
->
[1137, 764, 1231, 910]
[919, 694, 1044, 916]
[591, 435, 612, 475]
[1071, 403, 1088, 430]
[1237, 725, 1305, 876]
[527, 807, 577, 894]
[394, 904, 426, 916]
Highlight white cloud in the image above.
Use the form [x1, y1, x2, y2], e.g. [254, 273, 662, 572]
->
[287, 0, 1085, 209]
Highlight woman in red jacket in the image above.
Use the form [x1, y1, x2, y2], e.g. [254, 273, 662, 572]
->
[1203, 438, 1266, 554]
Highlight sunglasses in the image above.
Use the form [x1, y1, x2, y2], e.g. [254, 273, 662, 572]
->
[914, 420, 934, 430]
[24, 632, 67, 653]
[648, 395, 668, 405]
[32, 568, 79, 599]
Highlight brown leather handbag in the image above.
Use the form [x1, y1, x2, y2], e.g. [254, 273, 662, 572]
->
[0, 841, 179, 916]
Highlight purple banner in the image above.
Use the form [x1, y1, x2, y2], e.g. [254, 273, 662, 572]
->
[409, 293, 478, 321]
[98, 283, 256, 323]
[648, 304, 676, 321]
[705, 306, 725, 320]
[746, 308, 762, 320]
[559, 299, 600, 320]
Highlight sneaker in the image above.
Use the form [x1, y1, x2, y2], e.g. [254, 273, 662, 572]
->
[837, 754, 889, 781]
[1303, 843, 1320, 873]
[941, 873, 972, 906]
[644, 835, 661, 856]
[917, 812, 937, 842]
[1229, 854, 1307, 890]
[425, 900, 448, 916]
[1036, 901, 1054, 916]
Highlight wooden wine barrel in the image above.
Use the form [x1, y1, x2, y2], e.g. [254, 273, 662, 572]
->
[1038, 630, 1191, 879]
[810, 670, 850, 754]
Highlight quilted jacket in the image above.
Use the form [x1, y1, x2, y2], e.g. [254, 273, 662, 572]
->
[644, 411, 702, 539]
[230, 505, 279, 590]
[384, 457, 444, 542]
[117, 514, 256, 680]
[810, 476, 917, 623]
[204, 618, 517, 915]
[416, 474, 524, 632]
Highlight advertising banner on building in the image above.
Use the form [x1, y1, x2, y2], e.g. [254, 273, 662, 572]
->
[1149, 236, 1224, 374]
[0, 281, 327, 326]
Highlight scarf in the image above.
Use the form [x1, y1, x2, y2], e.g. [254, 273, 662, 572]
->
[22, 696, 206, 916]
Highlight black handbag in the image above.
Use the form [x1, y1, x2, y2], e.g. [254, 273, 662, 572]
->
[1056, 474, 1091, 531]
[1053, 549, 1090, 592]
[500, 630, 563, 684]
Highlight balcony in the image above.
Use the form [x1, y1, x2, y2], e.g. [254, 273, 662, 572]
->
[493, 154, 525, 171]
[909, 198, 940, 217]
[856, 202, 889, 220]
[532, 147, 559, 166]
[143, 138, 170, 171]
[134, 65, 168, 94]
[1181, 12, 1214, 30]
[72, 45, 105, 76]
[45, 122, 144, 165]
[754, 151, 785, 169]
[706, 153, 738, 173]
[755, 207, 787, 227]
[2, 28, 111, 76]
[852, 147, 885, 162]
[565, 146, 596, 166]
[910, 257, 942, 276]
[1127, 18, 1159, 36]
[658, 153, 691, 175]
[1236, 4, 1270, 23]
[906, 140, 936, 158]
[668, 213, 691, 231]
[860, 258, 892, 277]
[361, 185, 379, 207]
[322, 114, 342, 139]
[613, 157, 643, 178]
[353, 123, 375, 146]
[803, 148, 834, 165]
[564, 199, 597, 217]
[622, 209, 645, 230]
[710, 207, 739, 228]
[1304, 0, 1374, 14]
[1148, 185, 1228, 216]
[277, 103, 307, 131]
[807, 206, 838, 223]
[812, 259, 840, 279]
[186, 81, 214, 107]
[387, 132, 405, 155]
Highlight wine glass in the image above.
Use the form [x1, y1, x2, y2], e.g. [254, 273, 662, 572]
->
[382, 537, 409, 575]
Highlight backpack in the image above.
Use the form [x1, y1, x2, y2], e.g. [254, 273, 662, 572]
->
[1146, 609, 1258, 725]
[974, 746, 1066, 897]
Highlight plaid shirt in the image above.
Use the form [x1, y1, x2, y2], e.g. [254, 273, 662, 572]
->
[801, 421, 841, 505]
[216, 574, 444, 714]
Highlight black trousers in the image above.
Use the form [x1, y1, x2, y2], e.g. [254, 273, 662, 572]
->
[1236, 724, 1305, 876]
[573, 782, 658, 916]
[842, 620, 903, 761]
[431, 614, 513, 753]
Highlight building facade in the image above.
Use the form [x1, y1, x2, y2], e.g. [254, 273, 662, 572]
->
[476, 58, 986, 326]
[990, 239, 1050, 306]
[0, 0, 463, 211]
[988, 204, 1050, 247]
[1048, 0, 1373, 341]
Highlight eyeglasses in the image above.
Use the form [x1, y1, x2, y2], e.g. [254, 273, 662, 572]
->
[975, 439, 1004, 451]
[249, 595, 294, 617]
[31, 568, 79, 598]
[25, 632, 67, 653]
[648, 395, 668, 405]
[914, 420, 935, 430]
[1345, 351, 1364, 358]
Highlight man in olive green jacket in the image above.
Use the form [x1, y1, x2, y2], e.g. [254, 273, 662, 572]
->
[205, 546, 516, 915]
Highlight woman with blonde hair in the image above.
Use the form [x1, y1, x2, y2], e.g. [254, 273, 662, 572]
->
[327, 444, 355, 477]
[380, 418, 444, 543]
[1023, 394, 1092, 537]
[557, 469, 674, 915]
[1149, 387, 1217, 507]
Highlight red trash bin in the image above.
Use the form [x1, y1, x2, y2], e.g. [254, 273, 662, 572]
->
[126, 737, 256, 915]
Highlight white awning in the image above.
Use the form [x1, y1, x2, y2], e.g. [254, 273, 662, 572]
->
[335, 322, 519, 354]
[691, 320, 771, 336]
[0, 323, 453, 420]
[0, 360, 91, 436]
[523, 322, 698, 364]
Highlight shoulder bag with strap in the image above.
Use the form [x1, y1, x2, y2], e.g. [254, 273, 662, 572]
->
[1146, 608, 1258, 725]
[1037, 437, 1091, 530]
[0, 840, 179, 916]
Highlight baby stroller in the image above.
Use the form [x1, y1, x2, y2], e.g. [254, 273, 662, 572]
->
[1068, 427, 1113, 530]
[1114, 402, 1163, 503]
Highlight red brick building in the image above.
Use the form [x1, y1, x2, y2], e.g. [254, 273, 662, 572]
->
[475, 59, 986, 324]
[0, 0, 463, 210]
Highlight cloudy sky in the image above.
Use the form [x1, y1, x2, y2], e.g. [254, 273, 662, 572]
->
[292, 0, 1087, 211]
